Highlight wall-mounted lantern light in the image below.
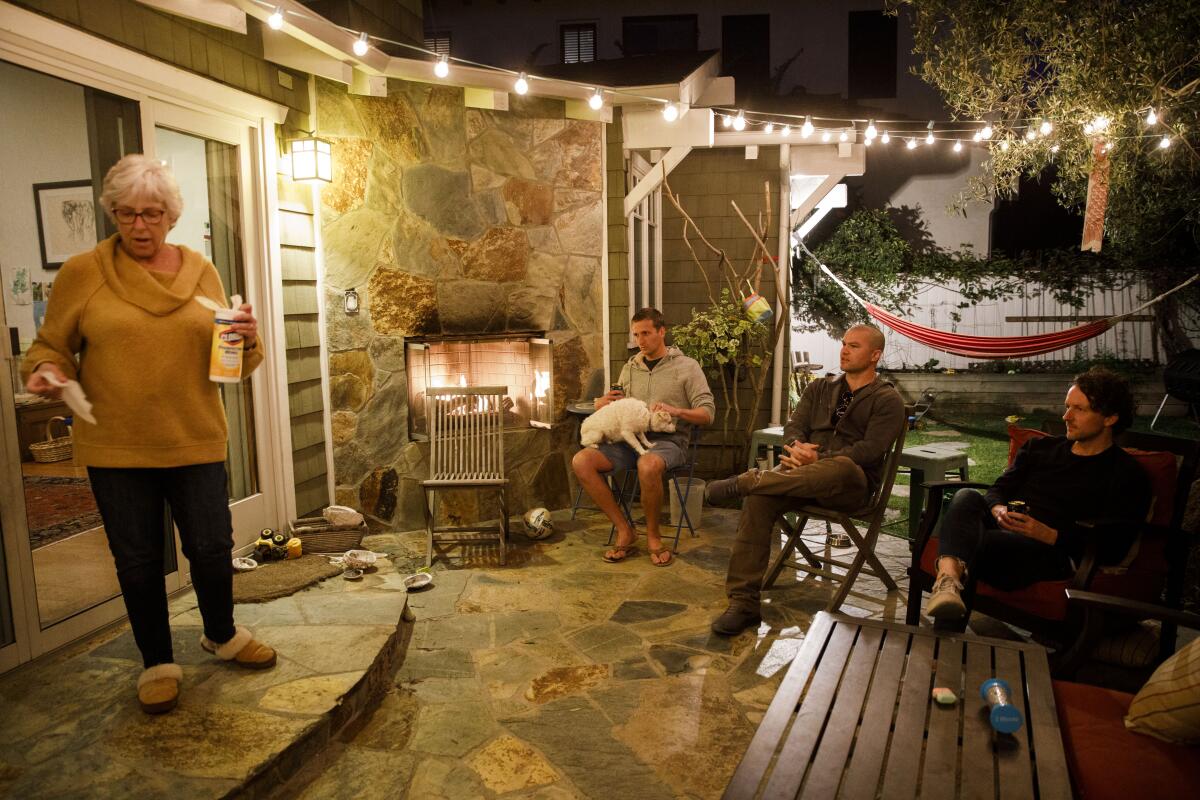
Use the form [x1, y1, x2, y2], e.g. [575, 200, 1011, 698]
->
[289, 137, 332, 182]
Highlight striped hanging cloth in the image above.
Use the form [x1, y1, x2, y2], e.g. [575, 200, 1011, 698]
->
[796, 240, 1198, 360]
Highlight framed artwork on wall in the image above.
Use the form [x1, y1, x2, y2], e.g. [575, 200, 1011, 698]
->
[33, 180, 98, 269]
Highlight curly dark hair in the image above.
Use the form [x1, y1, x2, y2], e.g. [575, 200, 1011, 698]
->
[1072, 367, 1135, 433]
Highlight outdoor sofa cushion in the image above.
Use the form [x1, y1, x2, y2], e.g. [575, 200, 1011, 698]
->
[1054, 679, 1200, 799]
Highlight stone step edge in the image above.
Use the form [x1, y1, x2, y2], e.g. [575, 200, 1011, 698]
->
[229, 602, 416, 800]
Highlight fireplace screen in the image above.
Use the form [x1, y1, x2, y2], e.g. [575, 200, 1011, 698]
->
[406, 334, 553, 439]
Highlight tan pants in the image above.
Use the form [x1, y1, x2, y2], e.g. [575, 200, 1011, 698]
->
[724, 456, 868, 612]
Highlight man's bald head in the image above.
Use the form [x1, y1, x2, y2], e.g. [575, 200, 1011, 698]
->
[847, 324, 885, 353]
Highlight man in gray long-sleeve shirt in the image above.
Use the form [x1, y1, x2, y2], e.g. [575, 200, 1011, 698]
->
[572, 307, 714, 567]
[706, 324, 906, 635]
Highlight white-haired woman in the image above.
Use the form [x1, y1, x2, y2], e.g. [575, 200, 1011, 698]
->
[22, 154, 275, 714]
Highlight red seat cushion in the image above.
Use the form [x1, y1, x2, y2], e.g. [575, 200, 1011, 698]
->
[1053, 680, 1200, 799]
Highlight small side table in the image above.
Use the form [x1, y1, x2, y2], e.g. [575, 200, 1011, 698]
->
[747, 426, 787, 470]
[899, 443, 970, 540]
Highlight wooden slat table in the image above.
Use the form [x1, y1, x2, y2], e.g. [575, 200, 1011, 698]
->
[724, 613, 1072, 799]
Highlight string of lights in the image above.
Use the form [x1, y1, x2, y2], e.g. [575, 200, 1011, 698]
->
[258, 2, 1179, 151]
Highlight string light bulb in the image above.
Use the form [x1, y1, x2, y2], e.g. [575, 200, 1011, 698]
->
[972, 130, 982, 142]
[1091, 115, 1109, 132]
[1050, 144, 1060, 153]
[865, 119, 877, 140]
[732, 112, 746, 131]
[881, 130, 890, 144]
[434, 56, 449, 78]
[780, 125, 790, 138]
[1083, 121, 1094, 135]
[839, 129, 849, 142]
[926, 120, 935, 145]
[722, 114, 732, 128]
[1040, 120, 1052, 136]
[906, 138, 917, 150]
[267, 6, 284, 29]
[352, 32, 369, 57]
[1159, 135, 1170, 149]
[821, 130, 832, 142]
[801, 115, 814, 138]
[1000, 139, 1010, 151]
[1025, 129, 1036, 141]
[662, 102, 678, 122]
[1146, 108, 1158, 125]
[514, 72, 529, 95]
[953, 140, 963, 152]
[765, 122, 774, 134]
[980, 125, 993, 140]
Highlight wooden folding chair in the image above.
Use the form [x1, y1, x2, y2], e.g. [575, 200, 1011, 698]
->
[762, 407, 910, 611]
[421, 386, 509, 566]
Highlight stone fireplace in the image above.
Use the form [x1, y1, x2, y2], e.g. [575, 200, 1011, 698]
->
[406, 333, 553, 438]
[316, 77, 605, 531]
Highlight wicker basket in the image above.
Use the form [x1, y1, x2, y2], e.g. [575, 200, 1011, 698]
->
[29, 416, 73, 463]
[288, 516, 367, 553]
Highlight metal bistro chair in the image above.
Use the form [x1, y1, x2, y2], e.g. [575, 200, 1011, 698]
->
[761, 406, 912, 611]
[421, 386, 509, 567]
[606, 426, 703, 552]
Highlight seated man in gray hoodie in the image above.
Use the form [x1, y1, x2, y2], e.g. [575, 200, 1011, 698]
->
[705, 324, 906, 635]
[573, 307, 714, 567]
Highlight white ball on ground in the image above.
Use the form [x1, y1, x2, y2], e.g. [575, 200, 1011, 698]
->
[522, 507, 554, 539]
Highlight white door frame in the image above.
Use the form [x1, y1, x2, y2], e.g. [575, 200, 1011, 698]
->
[0, 2, 290, 666]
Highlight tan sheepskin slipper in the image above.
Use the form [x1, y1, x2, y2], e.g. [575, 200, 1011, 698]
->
[200, 625, 277, 670]
[137, 663, 183, 714]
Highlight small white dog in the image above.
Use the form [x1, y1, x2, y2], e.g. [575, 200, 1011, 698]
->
[580, 398, 676, 455]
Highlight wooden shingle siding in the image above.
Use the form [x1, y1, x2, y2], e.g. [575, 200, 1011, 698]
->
[15, 0, 310, 113]
[276, 176, 328, 513]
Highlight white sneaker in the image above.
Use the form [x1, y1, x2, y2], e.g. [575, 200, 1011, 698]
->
[924, 573, 966, 620]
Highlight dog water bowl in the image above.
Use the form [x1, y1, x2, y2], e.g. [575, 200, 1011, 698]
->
[403, 573, 433, 591]
[232, 557, 258, 572]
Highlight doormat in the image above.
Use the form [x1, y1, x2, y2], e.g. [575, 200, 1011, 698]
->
[232, 555, 344, 603]
[24, 476, 102, 550]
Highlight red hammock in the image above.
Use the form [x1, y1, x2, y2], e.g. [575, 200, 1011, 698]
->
[866, 304, 1113, 359]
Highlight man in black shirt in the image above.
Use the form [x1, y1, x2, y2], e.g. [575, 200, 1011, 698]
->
[924, 368, 1152, 622]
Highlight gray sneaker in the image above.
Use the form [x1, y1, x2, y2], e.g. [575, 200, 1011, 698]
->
[704, 476, 743, 504]
[924, 574, 966, 620]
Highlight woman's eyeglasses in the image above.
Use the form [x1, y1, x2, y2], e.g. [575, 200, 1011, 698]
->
[113, 207, 165, 224]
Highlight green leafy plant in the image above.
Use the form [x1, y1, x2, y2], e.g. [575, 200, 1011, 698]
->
[672, 289, 768, 379]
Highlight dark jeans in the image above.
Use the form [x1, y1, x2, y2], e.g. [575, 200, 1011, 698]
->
[938, 488, 1072, 592]
[88, 462, 236, 669]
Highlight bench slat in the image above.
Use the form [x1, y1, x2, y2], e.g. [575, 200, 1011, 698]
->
[920, 637, 965, 800]
[879, 633, 936, 800]
[723, 613, 834, 799]
[761, 621, 856, 799]
[961, 641, 997, 800]
[803, 625, 885, 797]
[841, 628, 910, 798]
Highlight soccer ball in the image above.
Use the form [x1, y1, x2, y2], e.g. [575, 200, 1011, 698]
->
[522, 507, 554, 540]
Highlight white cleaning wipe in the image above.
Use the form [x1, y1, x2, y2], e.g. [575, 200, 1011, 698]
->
[44, 374, 97, 425]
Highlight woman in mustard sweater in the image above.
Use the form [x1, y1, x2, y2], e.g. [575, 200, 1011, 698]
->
[22, 154, 275, 714]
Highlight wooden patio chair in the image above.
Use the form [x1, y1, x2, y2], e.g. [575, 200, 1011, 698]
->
[761, 406, 911, 611]
[421, 386, 509, 567]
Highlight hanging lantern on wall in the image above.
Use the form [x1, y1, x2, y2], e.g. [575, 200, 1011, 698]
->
[289, 137, 332, 183]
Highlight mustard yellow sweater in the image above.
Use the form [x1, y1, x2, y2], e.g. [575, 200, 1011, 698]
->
[20, 235, 265, 468]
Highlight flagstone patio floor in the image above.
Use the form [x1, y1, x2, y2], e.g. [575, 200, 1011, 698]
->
[0, 505, 1023, 800]
[299, 507, 1020, 800]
